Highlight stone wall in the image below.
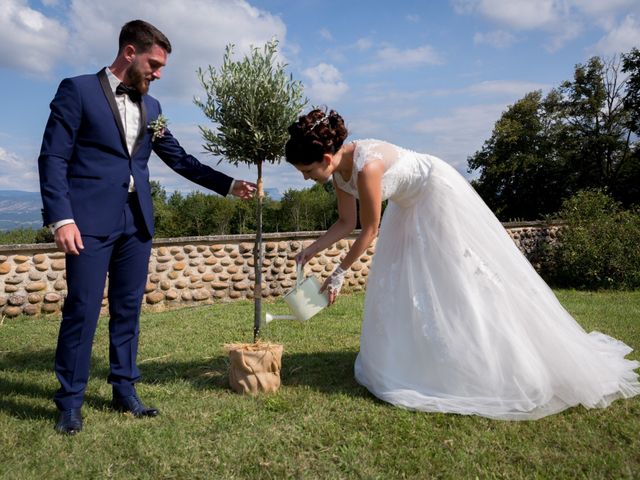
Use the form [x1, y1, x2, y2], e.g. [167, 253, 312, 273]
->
[502, 220, 561, 267]
[0, 223, 560, 318]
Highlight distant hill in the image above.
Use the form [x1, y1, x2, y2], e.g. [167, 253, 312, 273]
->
[0, 190, 43, 231]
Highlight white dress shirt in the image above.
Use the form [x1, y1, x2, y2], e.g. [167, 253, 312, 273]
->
[106, 67, 138, 192]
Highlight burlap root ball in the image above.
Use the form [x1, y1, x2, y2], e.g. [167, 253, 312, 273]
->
[227, 342, 284, 395]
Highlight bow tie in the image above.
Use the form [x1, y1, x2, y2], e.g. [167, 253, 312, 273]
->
[115, 83, 141, 103]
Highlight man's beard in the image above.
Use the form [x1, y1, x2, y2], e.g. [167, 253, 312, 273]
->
[125, 61, 150, 94]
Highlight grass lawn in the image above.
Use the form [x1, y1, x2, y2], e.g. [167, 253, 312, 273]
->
[1, 290, 639, 479]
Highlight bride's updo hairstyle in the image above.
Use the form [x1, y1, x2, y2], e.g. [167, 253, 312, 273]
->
[285, 109, 348, 166]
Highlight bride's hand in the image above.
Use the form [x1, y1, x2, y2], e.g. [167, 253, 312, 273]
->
[295, 247, 315, 266]
[321, 266, 346, 305]
[320, 278, 339, 305]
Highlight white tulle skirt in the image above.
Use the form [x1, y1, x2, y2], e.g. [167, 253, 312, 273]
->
[354, 155, 640, 420]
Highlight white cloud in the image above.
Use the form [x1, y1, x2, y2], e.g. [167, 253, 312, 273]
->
[457, 0, 637, 26]
[262, 162, 308, 194]
[413, 103, 507, 170]
[414, 103, 504, 134]
[302, 63, 349, 104]
[0, 146, 39, 190]
[354, 37, 373, 51]
[473, 30, 516, 49]
[0, 0, 287, 98]
[466, 80, 550, 97]
[451, 0, 479, 15]
[63, 0, 286, 102]
[360, 86, 427, 105]
[406, 14, 420, 23]
[460, 0, 560, 30]
[452, 0, 562, 30]
[414, 80, 549, 167]
[574, 0, 637, 17]
[378, 45, 442, 66]
[592, 14, 640, 55]
[544, 21, 584, 52]
[347, 117, 388, 139]
[363, 44, 443, 72]
[284, 41, 301, 57]
[0, 0, 68, 75]
[428, 81, 548, 115]
[319, 28, 333, 41]
[453, 0, 638, 51]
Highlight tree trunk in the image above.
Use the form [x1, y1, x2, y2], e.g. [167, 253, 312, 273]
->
[253, 160, 264, 342]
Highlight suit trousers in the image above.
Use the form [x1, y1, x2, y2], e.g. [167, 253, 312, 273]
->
[54, 194, 152, 410]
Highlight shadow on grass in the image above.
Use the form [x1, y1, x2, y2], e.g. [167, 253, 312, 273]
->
[0, 348, 372, 420]
[131, 350, 371, 400]
[1, 348, 123, 419]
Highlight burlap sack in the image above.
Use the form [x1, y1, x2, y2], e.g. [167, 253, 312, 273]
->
[226, 342, 283, 395]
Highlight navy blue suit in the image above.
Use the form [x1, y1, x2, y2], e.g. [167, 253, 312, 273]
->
[38, 68, 232, 410]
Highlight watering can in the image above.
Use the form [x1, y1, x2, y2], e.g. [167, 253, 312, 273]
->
[263, 264, 329, 325]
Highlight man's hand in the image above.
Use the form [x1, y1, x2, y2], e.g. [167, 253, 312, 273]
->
[54, 223, 84, 255]
[231, 180, 257, 199]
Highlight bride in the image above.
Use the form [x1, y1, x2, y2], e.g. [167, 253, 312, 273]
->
[285, 108, 640, 420]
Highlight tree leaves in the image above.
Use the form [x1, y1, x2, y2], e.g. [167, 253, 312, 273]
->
[195, 40, 307, 167]
[468, 52, 640, 221]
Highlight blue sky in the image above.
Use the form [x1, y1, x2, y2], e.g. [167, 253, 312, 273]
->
[1, 0, 639, 196]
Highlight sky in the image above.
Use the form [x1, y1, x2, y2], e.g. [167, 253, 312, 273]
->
[0, 0, 639, 197]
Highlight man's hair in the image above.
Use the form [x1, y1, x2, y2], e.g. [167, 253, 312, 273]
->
[118, 19, 172, 55]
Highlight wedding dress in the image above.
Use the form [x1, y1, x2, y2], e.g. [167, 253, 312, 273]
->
[333, 139, 640, 420]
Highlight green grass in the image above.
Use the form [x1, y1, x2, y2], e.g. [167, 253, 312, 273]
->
[1, 290, 639, 479]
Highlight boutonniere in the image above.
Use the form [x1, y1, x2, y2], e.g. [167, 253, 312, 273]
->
[148, 114, 169, 141]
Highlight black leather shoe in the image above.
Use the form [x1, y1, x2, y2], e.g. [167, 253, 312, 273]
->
[112, 394, 159, 417]
[55, 408, 83, 435]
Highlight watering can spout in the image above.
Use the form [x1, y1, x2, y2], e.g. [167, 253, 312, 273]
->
[263, 312, 296, 325]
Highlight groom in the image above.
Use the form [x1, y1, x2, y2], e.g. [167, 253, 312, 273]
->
[38, 19, 256, 435]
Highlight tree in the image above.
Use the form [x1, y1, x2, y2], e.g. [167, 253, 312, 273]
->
[196, 40, 306, 341]
[178, 192, 221, 236]
[262, 195, 283, 232]
[468, 91, 566, 220]
[621, 48, 640, 204]
[230, 196, 257, 234]
[622, 48, 640, 135]
[552, 56, 634, 200]
[469, 54, 639, 219]
[279, 183, 338, 231]
[208, 196, 238, 235]
[150, 180, 172, 237]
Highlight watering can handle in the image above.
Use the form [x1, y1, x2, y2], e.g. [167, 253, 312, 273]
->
[295, 263, 303, 288]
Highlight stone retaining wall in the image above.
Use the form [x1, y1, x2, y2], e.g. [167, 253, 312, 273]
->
[0, 223, 560, 318]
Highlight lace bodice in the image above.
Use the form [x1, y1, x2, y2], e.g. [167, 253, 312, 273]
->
[332, 139, 433, 206]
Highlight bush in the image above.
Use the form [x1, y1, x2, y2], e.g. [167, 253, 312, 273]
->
[545, 190, 640, 289]
[0, 227, 52, 245]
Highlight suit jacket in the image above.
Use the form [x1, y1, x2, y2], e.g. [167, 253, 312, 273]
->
[38, 68, 233, 237]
